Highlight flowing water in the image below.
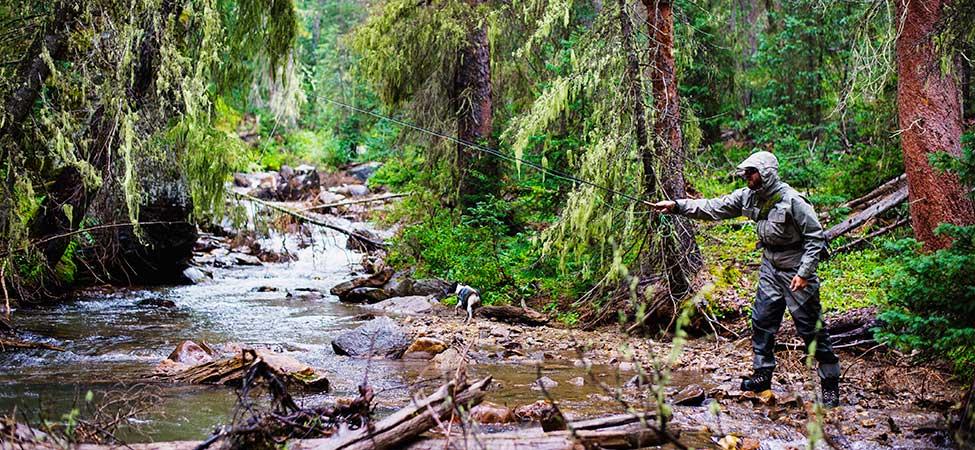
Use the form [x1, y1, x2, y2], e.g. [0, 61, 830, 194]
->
[0, 224, 636, 443]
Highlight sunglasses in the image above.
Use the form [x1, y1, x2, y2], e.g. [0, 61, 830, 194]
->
[740, 167, 758, 178]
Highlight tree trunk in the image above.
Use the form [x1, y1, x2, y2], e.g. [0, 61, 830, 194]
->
[618, 0, 654, 194]
[453, 0, 494, 203]
[643, 0, 702, 298]
[894, 0, 975, 250]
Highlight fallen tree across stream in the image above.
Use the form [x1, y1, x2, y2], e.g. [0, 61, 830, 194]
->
[231, 191, 388, 249]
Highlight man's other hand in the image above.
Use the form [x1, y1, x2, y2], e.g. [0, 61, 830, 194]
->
[790, 275, 808, 292]
[649, 200, 676, 213]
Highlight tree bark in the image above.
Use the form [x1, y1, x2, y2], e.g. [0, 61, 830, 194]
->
[894, 0, 975, 250]
[453, 0, 494, 203]
[643, 0, 702, 297]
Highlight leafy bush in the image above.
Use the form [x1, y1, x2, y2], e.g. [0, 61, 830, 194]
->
[387, 203, 586, 307]
[876, 227, 975, 379]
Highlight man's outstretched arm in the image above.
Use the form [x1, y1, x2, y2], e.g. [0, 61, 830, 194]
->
[650, 189, 746, 221]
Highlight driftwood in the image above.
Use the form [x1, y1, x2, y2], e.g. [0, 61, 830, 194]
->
[825, 181, 908, 240]
[0, 338, 65, 352]
[232, 191, 387, 248]
[309, 376, 493, 450]
[165, 348, 330, 392]
[476, 305, 550, 326]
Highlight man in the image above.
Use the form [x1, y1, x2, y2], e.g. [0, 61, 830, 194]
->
[650, 151, 841, 407]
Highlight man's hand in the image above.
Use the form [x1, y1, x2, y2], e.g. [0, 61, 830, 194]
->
[648, 200, 677, 213]
[789, 275, 808, 292]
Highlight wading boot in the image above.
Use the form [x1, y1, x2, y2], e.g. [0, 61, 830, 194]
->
[821, 376, 840, 408]
[740, 368, 773, 392]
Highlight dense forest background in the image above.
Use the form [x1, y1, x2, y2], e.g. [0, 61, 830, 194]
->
[1, 0, 974, 413]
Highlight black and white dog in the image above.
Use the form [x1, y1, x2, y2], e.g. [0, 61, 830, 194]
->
[450, 283, 481, 322]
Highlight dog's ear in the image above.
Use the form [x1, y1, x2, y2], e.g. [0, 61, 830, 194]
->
[449, 282, 459, 293]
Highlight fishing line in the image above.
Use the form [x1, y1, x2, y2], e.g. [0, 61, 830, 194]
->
[320, 97, 655, 206]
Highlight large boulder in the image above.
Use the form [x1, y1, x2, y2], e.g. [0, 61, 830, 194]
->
[366, 296, 440, 315]
[412, 278, 453, 299]
[331, 317, 410, 358]
[344, 287, 392, 304]
[347, 162, 382, 182]
[381, 271, 415, 297]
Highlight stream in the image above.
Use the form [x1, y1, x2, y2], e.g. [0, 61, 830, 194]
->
[0, 223, 632, 443]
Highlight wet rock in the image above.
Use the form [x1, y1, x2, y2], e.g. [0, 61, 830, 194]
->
[233, 173, 250, 187]
[344, 287, 391, 304]
[230, 252, 262, 266]
[331, 184, 370, 197]
[366, 295, 439, 315]
[673, 384, 706, 406]
[382, 271, 415, 297]
[166, 340, 214, 366]
[347, 184, 370, 197]
[513, 400, 555, 422]
[431, 347, 468, 371]
[490, 325, 510, 339]
[251, 286, 281, 292]
[405, 337, 447, 356]
[317, 190, 346, 204]
[531, 376, 558, 391]
[469, 402, 515, 424]
[331, 268, 394, 299]
[513, 400, 565, 431]
[348, 161, 382, 182]
[182, 267, 209, 284]
[331, 316, 409, 358]
[412, 278, 452, 299]
[741, 389, 776, 405]
[275, 165, 321, 201]
[137, 298, 177, 309]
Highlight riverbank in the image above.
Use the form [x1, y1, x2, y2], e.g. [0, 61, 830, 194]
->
[0, 165, 966, 449]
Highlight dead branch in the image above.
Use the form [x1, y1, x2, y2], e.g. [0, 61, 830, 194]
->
[832, 218, 909, 254]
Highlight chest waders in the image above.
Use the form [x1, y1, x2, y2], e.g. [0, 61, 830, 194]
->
[672, 151, 841, 407]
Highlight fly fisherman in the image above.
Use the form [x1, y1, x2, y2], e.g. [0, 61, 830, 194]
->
[650, 151, 840, 407]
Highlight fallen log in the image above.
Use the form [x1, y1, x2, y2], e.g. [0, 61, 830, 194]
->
[825, 183, 908, 240]
[777, 308, 882, 350]
[842, 174, 907, 211]
[310, 376, 493, 450]
[231, 191, 387, 249]
[300, 192, 410, 212]
[0, 338, 65, 352]
[476, 305, 550, 326]
[400, 413, 682, 450]
[163, 348, 330, 392]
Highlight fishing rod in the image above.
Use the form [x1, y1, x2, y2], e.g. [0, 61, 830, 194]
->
[320, 97, 657, 207]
